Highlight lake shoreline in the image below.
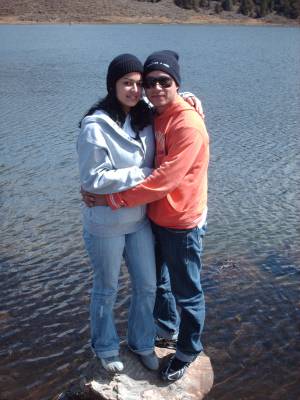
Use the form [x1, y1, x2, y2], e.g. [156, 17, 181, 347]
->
[0, 15, 299, 27]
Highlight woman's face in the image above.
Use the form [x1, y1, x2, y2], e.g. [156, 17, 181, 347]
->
[115, 72, 142, 113]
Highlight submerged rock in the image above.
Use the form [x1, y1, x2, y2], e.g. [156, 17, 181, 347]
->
[57, 344, 214, 400]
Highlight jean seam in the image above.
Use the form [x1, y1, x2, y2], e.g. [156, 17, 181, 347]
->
[185, 232, 189, 265]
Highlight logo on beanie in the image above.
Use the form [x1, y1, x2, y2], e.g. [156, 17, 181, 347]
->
[146, 61, 170, 69]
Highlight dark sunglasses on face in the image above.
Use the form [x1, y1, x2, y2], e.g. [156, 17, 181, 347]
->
[143, 76, 173, 89]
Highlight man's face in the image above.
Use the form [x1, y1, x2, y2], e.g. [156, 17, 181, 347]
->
[143, 71, 178, 113]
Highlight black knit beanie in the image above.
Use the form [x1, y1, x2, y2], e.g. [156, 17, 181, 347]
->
[106, 53, 143, 92]
[143, 50, 181, 86]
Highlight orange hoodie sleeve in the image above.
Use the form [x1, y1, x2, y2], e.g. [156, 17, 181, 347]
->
[107, 114, 206, 209]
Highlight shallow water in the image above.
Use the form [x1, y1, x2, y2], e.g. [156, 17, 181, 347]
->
[0, 24, 299, 400]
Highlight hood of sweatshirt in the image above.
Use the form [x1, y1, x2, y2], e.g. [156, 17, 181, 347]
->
[81, 110, 122, 133]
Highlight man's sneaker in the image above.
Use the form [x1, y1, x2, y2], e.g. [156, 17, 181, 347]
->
[100, 356, 124, 373]
[160, 355, 190, 381]
[155, 335, 177, 349]
[139, 352, 159, 371]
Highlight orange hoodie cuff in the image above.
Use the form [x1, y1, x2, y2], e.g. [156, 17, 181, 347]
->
[106, 193, 125, 210]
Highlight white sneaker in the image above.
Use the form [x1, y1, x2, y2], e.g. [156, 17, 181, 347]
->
[100, 356, 124, 373]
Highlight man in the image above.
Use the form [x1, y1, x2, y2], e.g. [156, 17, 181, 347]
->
[86, 50, 209, 381]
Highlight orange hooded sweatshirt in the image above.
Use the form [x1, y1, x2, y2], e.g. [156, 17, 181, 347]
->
[107, 95, 209, 229]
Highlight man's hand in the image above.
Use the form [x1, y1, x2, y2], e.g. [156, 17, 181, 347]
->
[80, 188, 108, 207]
[182, 93, 205, 120]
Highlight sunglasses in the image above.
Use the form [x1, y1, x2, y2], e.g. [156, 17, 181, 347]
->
[143, 76, 173, 89]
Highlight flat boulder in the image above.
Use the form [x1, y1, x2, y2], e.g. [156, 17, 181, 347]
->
[58, 344, 214, 400]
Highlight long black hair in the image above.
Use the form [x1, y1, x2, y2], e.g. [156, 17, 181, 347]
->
[78, 91, 153, 133]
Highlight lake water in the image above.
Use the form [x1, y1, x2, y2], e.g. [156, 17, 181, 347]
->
[0, 24, 299, 400]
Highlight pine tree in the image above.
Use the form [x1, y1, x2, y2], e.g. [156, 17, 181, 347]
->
[215, 2, 223, 12]
[222, 0, 234, 10]
[239, 0, 255, 15]
[258, 0, 269, 16]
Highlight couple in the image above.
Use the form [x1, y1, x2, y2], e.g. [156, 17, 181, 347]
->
[77, 50, 209, 382]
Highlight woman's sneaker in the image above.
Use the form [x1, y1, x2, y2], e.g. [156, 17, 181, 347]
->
[100, 356, 124, 373]
[139, 352, 159, 371]
[160, 355, 190, 381]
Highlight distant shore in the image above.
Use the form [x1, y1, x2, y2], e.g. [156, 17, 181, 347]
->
[1, 0, 299, 27]
[0, 14, 299, 26]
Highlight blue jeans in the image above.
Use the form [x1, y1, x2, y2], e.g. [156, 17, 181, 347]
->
[83, 221, 157, 358]
[152, 222, 206, 362]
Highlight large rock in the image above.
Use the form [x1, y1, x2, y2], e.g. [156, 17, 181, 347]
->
[58, 343, 214, 400]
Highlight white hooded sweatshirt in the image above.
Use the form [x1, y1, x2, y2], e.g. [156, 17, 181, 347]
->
[77, 110, 155, 237]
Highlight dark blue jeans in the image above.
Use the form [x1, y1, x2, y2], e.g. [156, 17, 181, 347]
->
[152, 222, 206, 362]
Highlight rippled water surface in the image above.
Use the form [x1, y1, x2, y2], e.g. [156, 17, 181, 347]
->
[0, 24, 299, 400]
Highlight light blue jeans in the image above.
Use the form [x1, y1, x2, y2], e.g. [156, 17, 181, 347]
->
[83, 221, 157, 359]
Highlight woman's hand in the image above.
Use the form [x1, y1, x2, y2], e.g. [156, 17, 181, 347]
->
[80, 188, 108, 207]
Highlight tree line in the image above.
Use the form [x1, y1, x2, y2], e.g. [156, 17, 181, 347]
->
[137, 0, 300, 19]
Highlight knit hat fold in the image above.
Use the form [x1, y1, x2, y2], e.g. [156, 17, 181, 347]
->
[106, 54, 143, 92]
[143, 50, 181, 86]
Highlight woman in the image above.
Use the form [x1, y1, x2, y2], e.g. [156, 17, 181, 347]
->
[77, 54, 158, 373]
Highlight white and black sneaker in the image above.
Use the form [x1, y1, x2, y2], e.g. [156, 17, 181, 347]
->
[160, 355, 190, 382]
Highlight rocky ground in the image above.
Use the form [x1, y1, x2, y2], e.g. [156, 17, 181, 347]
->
[0, 0, 298, 25]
